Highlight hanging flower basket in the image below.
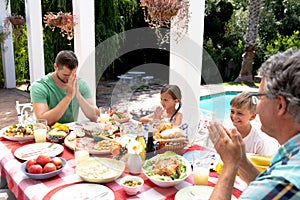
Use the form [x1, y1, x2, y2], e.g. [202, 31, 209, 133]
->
[4, 15, 25, 39]
[49, 17, 62, 27]
[140, 0, 190, 44]
[43, 11, 76, 40]
[140, 0, 189, 28]
[5, 15, 26, 26]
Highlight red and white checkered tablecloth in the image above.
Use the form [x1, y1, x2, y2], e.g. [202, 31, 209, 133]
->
[0, 138, 247, 200]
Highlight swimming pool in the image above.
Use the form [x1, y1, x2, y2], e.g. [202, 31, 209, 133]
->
[199, 92, 240, 121]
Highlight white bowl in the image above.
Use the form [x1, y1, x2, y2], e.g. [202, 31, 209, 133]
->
[142, 151, 192, 187]
[120, 175, 144, 195]
[76, 157, 125, 183]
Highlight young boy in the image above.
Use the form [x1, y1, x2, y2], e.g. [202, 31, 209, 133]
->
[229, 91, 279, 156]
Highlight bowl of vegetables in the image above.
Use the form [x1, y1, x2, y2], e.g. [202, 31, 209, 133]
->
[120, 175, 144, 195]
[142, 151, 191, 187]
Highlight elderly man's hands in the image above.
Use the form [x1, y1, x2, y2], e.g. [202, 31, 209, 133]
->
[208, 122, 244, 167]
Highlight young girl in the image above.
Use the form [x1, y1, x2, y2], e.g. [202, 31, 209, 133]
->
[139, 85, 183, 126]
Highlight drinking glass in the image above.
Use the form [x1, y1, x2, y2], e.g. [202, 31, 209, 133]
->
[193, 162, 210, 185]
[98, 106, 110, 123]
[34, 119, 48, 143]
[193, 154, 211, 185]
[74, 140, 90, 165]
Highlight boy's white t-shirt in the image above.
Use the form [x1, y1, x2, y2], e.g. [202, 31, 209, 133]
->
[243, 126, 279, 156]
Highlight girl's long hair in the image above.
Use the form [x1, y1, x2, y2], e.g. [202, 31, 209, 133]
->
[160, 85, 182, 123]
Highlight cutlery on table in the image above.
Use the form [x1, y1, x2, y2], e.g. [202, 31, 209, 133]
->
[20, 143, 57, 158]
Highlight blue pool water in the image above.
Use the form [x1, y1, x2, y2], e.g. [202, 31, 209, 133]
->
[199, 92, 240, 120]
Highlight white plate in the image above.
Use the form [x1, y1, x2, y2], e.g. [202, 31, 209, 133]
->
[0, 124, 34, 141]
[50, 183, 114, 200]
[14, 142, 64, 160]
[64, 136, 112, 155]
[2, 135, 34, 141]
[175, 186, 237, 200]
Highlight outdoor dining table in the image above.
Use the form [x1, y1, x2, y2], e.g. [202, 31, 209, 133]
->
[0, 124, 247, 200]
[127, 71, 146, 86]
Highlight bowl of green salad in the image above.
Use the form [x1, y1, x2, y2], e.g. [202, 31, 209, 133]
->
[142, 151, 191, 187]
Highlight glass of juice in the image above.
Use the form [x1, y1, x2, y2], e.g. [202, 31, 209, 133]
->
[193, 154, 211, 185]
[74, 141, 90, 165]
[34, 119, 48, 143]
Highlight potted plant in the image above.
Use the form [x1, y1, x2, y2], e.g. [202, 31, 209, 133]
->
[140, 0, 189, 28]
[140, 0, 189, 44]
[4, 15, 25, 38]
[5, 15, 25, 26]
[43, 11, 76, 40]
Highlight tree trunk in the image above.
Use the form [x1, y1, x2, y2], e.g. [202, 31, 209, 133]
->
[235, 44, 255, 83]
[235, 0, 261, 83]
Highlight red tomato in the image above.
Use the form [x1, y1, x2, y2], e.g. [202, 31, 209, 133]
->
[109, 110, 115, 116]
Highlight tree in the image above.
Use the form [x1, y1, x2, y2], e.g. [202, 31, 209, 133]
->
[235, 0, 261, 83]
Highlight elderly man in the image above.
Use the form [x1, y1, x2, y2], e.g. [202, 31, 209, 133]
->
[208, 48, 300, 199]
[30, 50, 99, 125]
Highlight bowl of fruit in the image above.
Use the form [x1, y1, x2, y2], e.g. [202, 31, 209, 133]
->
[47, 127, 69, 143]
[21, 155, 66, 179]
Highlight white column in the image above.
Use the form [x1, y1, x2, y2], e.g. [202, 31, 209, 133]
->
[0, 0, 16, 88]
[169, 0, 205, 140]
[73, 0, 96, 121]
[25, 0, 45, 84]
